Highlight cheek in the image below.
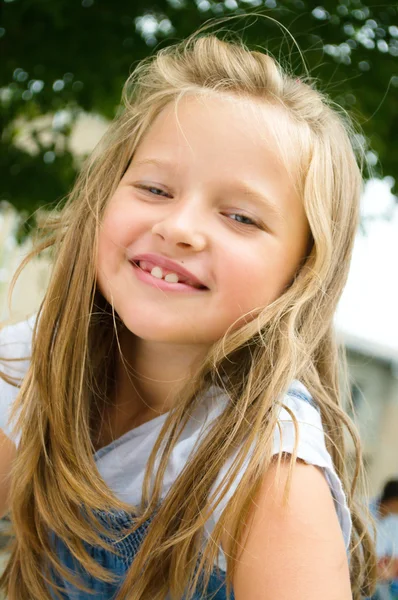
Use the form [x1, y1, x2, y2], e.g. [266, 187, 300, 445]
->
[97, 201, 140, 265]
[217, 250, 294, 316]
[96, 209, 131, 294]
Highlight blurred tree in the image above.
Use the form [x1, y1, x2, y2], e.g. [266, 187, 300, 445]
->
[1, 0, 397, 218]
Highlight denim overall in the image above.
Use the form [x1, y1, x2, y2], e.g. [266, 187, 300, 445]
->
[49, 507, 232, 600]
[48, 388, 314, 599]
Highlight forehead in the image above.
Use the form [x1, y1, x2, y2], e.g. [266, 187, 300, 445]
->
[131, 93, 301, 182]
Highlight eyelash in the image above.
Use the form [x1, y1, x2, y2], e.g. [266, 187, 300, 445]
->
[137, 185, 261, 228]
[226, 213, 257, 226]
[139, 185, 169, 197]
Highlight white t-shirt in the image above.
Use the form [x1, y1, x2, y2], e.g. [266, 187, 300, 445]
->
[0, 316, 352, 569]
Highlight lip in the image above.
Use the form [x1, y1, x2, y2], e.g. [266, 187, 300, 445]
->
[130, 253, 207, 289]
[131, 264, 207, 293]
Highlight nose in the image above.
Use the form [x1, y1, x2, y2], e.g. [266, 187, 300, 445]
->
[151, 200, 207, 252]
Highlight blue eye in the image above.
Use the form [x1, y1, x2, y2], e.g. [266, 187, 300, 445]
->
[136, 184, 170, 198]
[229, 213, 257, 226]
[146, 186, 168, 197]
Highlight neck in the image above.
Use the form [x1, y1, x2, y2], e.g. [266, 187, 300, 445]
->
[113, 327, 209, 418]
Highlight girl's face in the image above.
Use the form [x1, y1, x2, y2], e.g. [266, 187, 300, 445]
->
[96, 94, 309, 346]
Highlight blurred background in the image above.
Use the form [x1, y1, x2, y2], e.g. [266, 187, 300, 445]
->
[1, 0, 398, 590]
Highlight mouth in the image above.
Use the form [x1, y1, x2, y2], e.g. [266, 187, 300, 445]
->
[131, 260, 208, 291]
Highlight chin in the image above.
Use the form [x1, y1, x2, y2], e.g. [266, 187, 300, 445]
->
[116, 312, 203, 345]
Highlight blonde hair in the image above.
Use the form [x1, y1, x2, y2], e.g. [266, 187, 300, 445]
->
[0, 33, 376, 599]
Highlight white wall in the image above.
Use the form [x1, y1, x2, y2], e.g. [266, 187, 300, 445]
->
[346, 349, 398, 495]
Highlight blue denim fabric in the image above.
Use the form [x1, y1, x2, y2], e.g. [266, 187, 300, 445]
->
[48, 508, 233, 599]
[47, 384, 315, 599]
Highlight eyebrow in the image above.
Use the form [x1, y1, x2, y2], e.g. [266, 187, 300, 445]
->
[130, 158, 178, 171]
[130, 158, 285, 221]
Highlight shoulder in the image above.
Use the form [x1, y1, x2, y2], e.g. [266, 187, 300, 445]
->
[220, 384, 352, 599]
[230, 457, 352, 600]
[207, 381, 352, 563]
[274, 380, 352, 550]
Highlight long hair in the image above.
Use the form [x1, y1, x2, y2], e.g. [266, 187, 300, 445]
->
[0, 33, 376, 599]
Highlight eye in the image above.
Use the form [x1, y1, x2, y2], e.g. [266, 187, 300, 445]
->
[227, 213, 258, 227]
[136, 185, 171, 198]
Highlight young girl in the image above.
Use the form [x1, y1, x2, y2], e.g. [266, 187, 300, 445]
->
[0, 33, 376, 600]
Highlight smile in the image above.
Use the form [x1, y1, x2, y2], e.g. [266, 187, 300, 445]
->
[131, 261, 208, 293]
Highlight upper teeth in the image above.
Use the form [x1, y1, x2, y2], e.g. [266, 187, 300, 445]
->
[150, 266, 179, 283]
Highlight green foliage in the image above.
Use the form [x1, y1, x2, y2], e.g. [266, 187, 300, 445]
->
[1, 0, 397, 215]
